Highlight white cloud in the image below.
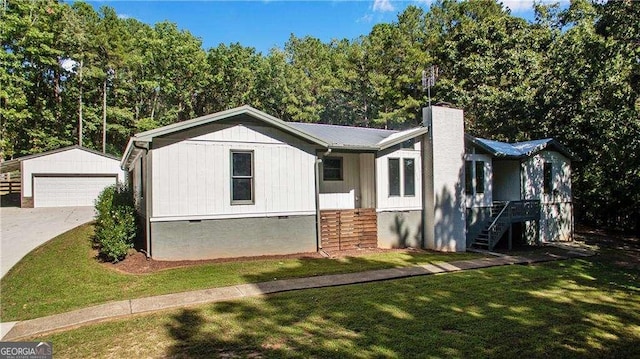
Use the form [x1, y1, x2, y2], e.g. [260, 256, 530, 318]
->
[358, 13, 375, 23]
[373, 0, 395, 12]
[501, 0, 570, 12]
[117, 13, 131, 20]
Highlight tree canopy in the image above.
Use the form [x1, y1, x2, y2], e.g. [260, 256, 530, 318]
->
[1, 0, 638, 233]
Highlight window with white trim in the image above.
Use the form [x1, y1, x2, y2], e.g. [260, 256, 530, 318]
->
[231, 150, 254, 204]
[465, 159, 485, 195]
[388, 157, 415, 197]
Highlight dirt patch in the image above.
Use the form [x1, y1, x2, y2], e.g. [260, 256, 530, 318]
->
[322, 247, 426, 258]
[107, 250, 323, 274]
[574, 225, 640, 269]
[106, 247, 432, 274]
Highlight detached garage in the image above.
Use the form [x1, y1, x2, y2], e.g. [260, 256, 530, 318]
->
[0, 146, 126, 208]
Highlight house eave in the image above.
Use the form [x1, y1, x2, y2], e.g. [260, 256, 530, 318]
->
[120, 106, 334, 169]
[3, 145, 120, 173]
[378, 127, 430, 150]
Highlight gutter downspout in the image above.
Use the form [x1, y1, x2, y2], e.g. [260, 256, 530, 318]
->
[315, 148, 332, 251]
[132, 142, 151, 259]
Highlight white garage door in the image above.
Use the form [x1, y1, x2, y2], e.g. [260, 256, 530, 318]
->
[34, 176, 117, 207]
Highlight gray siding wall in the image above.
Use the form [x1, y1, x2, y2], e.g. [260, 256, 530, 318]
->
[150, 215, 317, 260]
[465, 207, 492, 247]
[377, 210, 423, 249]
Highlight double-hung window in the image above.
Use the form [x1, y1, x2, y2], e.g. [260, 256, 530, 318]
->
[231, 151, 254, 204]
[388, 157, 415, 197]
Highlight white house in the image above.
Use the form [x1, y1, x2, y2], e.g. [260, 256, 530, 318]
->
[0, 146, 126, 208]
[464, 136, 574, 249]
[120, 105, 572, 260]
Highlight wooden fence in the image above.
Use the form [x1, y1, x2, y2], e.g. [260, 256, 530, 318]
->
[0, 180, 21, 195]
[320, 208, 377, 251]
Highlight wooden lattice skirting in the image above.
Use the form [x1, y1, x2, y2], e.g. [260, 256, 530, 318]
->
[320, 208, 377, 251]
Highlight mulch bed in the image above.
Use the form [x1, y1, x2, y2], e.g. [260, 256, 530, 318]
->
[107, 247, 425, 274]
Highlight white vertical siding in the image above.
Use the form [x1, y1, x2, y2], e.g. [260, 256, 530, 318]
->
[319, 191, 355, 209]
[151, 124, 316, 219]
[22, 148, 125, 197]
[319, 152, 361, 207]
[492, 160, 521, 201]
[522, 150, 572, 203]
[359, 153, 376, 208]
[522, 150, 572, 242]
[375, 139, 423, 211]
[464, 153, 493, 208]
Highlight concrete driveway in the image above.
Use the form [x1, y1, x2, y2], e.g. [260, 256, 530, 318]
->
[0, 206, 96, 278]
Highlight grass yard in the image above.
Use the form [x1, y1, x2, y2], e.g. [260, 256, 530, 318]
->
[0, 223, 481, 321]
[34, 252, 640, 358]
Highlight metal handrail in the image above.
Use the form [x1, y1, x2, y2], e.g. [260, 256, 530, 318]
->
[487, 201, 511, 232]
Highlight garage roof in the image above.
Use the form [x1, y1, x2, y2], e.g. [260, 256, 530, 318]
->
[1, 146, 120, 173]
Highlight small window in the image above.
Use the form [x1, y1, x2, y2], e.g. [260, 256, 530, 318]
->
[475, 161, 485, 194]
[231, 151, 253, 204]
[403, 158, 415, 196]
[543, 162, 552, 194]
[323, 157, 343, 181]
[465, 161, 473, 195]
[389, 158, 401, 196]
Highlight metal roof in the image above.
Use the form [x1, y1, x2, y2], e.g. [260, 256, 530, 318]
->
[287, 122, 397, 150]
[1, 145, 120, 173]
[121, 106, 430, 169]
[466, 135, 573, 160]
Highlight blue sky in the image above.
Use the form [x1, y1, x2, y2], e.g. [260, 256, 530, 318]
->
[81, 1, 568, 54]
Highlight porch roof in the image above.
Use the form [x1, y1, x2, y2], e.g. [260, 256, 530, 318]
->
[287, 122, 395, 150]
[466, 135, 574, 160]
[288, 122, 429, 151]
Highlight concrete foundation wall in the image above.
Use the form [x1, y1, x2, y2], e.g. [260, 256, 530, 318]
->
[150, 215, 317, 260]
[465, 207, 492, 247]
[21, 196, 34, 208]
[377, 210, 423, 249]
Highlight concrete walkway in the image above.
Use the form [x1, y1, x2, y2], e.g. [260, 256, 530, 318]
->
[0, 206, 96, 278]
[1, 248, 594, 341]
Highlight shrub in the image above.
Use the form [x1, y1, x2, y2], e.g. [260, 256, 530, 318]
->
[94, 183, 137, 262]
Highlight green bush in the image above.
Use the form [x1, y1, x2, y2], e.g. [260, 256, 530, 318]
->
[94, 183, 137, 262]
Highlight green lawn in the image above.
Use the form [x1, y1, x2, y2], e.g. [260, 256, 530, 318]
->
[35, 252, 640, 358]
[0, 223, 481, 321]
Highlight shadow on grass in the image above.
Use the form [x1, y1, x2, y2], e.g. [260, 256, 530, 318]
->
[163, 243, 640, 358]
